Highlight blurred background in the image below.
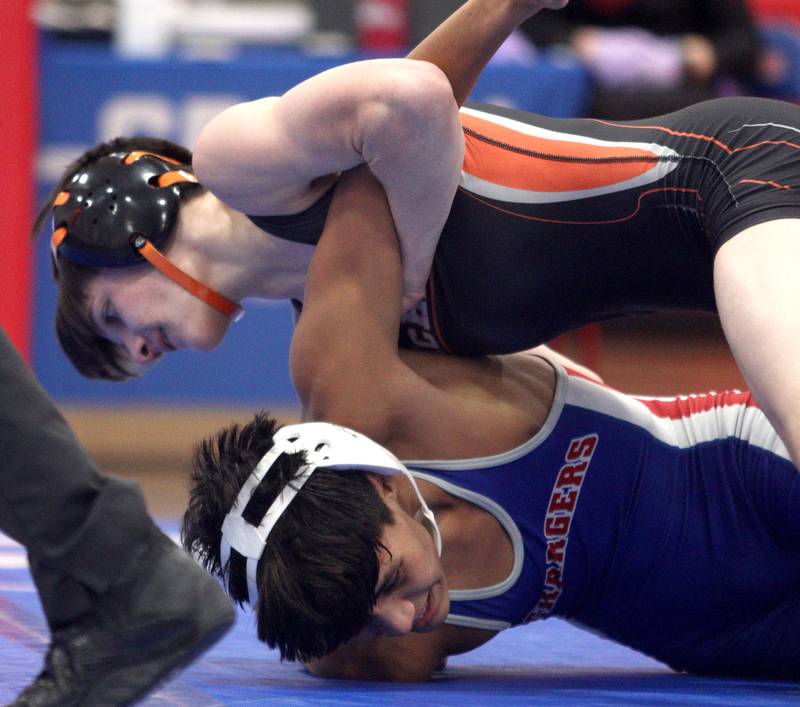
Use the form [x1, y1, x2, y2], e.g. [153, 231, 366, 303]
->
[3, 0, 800, 513]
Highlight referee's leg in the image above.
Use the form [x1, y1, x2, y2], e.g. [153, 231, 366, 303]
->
[0, 328, 157, 625]
[0, 329, 234, 706]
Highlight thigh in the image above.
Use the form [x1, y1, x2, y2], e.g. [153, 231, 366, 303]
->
[714, 218, 800, 469]
[692, 593, 800, 680]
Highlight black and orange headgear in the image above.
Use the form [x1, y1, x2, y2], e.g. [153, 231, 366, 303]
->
[51, 151, 242, 320]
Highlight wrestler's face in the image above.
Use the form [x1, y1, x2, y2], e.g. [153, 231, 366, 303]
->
[85, 264, 231, 369]
[366, 487, 449, 638]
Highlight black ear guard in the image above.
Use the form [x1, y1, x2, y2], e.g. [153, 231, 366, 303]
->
[50, 150, 244, 320]
[51, 151, 195, 268]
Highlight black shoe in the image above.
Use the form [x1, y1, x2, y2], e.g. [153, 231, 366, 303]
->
[11, 532, 235, 706]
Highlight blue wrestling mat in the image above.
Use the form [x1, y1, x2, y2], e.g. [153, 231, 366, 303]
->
[1, 525, 798, 706]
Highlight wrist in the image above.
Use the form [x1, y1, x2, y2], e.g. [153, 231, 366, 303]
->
[504, 0, 546, 25]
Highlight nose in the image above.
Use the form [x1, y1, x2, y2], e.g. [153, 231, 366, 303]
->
[122, 331, 162, 365]
[372, 597, 419, 637]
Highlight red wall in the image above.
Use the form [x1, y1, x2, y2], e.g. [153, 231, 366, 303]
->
[0, 0, 36, 359]
[750, 0, 800, 25]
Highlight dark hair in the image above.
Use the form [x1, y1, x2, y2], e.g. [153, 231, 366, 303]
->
[182, 412, 394, 662]
[33, 136, 205, 380]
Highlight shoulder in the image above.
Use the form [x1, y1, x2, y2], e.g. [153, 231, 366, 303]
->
[193, 97, 281, 180]
[192, 96, 313, 214]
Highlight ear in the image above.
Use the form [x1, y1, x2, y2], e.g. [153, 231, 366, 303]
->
[366, 471, 398, 498]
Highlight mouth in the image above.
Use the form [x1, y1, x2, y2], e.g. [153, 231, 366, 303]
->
[159, 327, 177, 352]
[414, 587, 437, 632]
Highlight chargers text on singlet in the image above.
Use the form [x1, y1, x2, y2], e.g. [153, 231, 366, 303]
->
[525, 433, 598, 622]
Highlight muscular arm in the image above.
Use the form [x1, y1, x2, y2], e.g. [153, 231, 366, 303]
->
[305, 631, 448, 682]
[290, 163, 480, 462]
[407, 0, 569, 107]
[194, 58, 462, 308]
[289, 165, 412, 444]
[288, 170, 520, 681]
[195, 1, 569, 309]
[393, 0, 568, 300]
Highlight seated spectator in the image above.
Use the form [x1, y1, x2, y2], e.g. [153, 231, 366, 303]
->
[521, 0, 759, 119]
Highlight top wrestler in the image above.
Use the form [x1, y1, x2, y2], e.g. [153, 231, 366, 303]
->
[37, 0, 800, 471]
[182, 165, 800, 682]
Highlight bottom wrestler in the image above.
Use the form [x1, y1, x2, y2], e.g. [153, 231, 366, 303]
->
[182, 167, 800, 681]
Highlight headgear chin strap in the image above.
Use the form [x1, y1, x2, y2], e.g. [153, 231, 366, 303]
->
[50, 150, 243, 321]
[220, 422, 442, 606]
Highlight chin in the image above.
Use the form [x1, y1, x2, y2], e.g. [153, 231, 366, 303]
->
[429, 581, 450, 630]
[197, 332, 226, 351]
[436, 596, 450, 627]
[192, 316, 231, 351]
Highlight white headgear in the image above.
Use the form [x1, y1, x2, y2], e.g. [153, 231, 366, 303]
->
[220, 421, 441, 606]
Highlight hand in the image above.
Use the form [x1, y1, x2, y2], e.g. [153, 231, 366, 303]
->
[681, 34, 717, 83]
[507, 0, 569, 22]
[520, 0, 569, 10]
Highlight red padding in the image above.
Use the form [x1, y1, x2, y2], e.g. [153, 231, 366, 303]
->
[0, 0, 36, 360]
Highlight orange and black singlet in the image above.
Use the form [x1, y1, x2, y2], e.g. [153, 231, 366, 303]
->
[248, 96, 800, 355]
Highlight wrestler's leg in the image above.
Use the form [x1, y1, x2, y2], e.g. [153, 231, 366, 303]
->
[695, 592, 800, 680]
[714, 218, 800, 469]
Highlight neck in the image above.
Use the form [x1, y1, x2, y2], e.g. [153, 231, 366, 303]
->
[411, 475, 515, 593]
[173, 192, 314, 304]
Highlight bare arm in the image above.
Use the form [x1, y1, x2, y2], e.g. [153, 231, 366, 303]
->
[290, 165, 468, 457]
[195, 2, 570, 310]
[303, 607, 494, 681]
[289, 169, 440, 679]
[289, 164, 412, 443]
[408, 0, 569, 106]
[194, 58, 462, 308]
[305, 631, 448, 682]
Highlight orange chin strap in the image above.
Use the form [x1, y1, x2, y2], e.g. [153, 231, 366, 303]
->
[130, 161, 244, 320]
[51, 152, 243, 321]
[133, 236, 244, 321]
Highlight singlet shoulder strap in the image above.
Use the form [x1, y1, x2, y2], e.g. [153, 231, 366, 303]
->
[246, 184, 336, 245]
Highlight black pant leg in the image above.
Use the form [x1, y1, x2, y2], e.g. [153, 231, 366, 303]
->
[0, 329, 159, 626]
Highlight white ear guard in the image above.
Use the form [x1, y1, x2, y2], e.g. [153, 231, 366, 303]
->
[220, 422, 441, 606]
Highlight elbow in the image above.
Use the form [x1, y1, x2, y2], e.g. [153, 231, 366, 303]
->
[291, 348, 351, 425]
[403, 60, 457, 105]
[292, 355, 373, 430]
[302, 380, 397, 447]
[393, 60, 458, 126]
[379, 59, 455, 106]
[305, 392, 393, 444]
[359, 61, 459, 157]
[290, 328, 400, 439]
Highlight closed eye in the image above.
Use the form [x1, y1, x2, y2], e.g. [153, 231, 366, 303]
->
[376, 561, 404, 599]
[102, 300, 121, 328]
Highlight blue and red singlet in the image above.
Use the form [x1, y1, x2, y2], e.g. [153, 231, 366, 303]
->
[404, 360, 800, 679]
